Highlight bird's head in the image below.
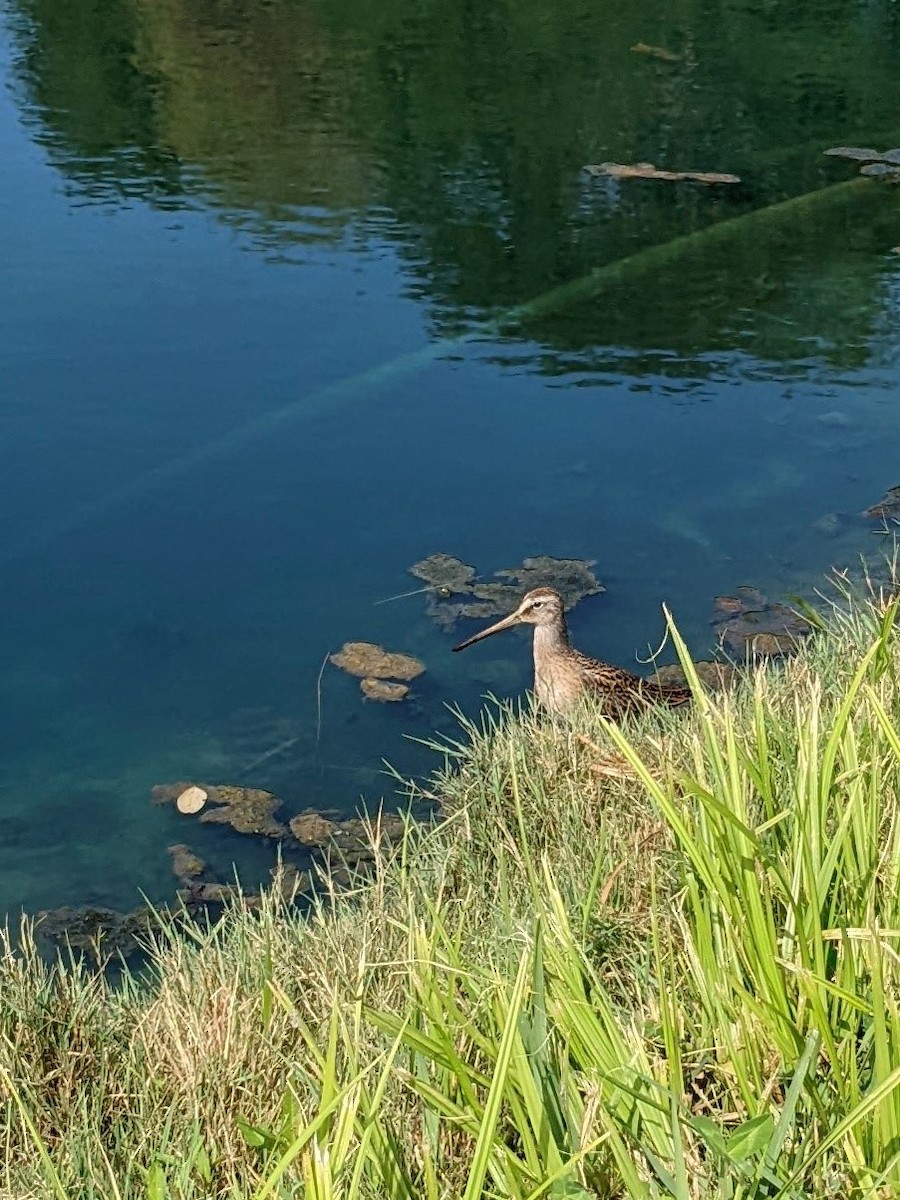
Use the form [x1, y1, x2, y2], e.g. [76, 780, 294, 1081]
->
[452, 587, 565, 651]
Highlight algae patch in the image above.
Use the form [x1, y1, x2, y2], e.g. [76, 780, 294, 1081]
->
[414, 552, 604, 630]
[330, 642, 425, 681]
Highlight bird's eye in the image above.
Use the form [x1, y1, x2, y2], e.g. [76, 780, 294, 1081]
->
[531, 601, 543, 609]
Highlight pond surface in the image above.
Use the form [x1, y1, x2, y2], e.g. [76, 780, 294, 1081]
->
[1, 0, 899, 919]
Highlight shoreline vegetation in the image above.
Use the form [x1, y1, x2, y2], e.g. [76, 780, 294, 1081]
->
[4, 575, 900, 1197]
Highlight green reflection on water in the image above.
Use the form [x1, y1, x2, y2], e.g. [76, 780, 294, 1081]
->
[10, 0, 900, 342]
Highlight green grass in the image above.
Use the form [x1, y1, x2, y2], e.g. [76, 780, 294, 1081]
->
[4, 582, 900, 1197]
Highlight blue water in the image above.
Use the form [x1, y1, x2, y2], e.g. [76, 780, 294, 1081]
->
[1, 0, 899, 917]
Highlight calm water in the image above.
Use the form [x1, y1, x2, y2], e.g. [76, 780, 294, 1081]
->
[1, 0, 899, 918]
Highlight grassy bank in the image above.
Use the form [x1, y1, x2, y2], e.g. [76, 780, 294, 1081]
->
[3, 585, 900, 1198]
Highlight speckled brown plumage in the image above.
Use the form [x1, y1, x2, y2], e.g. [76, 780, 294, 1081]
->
[453, 586, 691, 718]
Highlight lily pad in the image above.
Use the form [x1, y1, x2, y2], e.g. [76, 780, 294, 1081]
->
[330, 642, 425, 681]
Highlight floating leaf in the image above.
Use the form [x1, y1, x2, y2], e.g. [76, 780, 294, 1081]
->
[823, 146, 882, 161]
[860, 162, 900, 179]
[175, 784, 207, 814]
[584, 161, 740, 185]
[630, 41, 680, 62]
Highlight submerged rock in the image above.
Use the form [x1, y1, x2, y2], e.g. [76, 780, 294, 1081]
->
[654, 661, 739, 691]
[864, 485, 900, 520]
[288, 808, 407, 853]
[324, 812, 408, 858]
[330, 642, 425, 682]
[167, 843, 207, 884]
[289, 811, 339, 845]
[712, 587, 810, 658]
[811, 512, 842, 538]
[360, 677, 409, 702]
[270, 863, 313, 901]
[175, 881, 263, 910]
[713, 595, 743, 616]
[43, 798, 419, 963]
[817, 410, 852, 428]
[151, 781, 192, 806]
[36, 904, 157, 963]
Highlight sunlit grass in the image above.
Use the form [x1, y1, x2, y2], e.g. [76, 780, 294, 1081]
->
[3, 577, 900, 1196]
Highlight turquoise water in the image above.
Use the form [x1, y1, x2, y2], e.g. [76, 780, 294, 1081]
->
[1, 0, 899, 917]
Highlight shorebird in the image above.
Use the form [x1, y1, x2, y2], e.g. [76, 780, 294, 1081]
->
[452, 586, 691, 718]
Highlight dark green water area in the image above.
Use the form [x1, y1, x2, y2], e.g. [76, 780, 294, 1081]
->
[1, 0, 899, 920]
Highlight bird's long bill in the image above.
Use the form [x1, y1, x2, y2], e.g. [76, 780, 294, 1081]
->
[452, 610, 521, 652]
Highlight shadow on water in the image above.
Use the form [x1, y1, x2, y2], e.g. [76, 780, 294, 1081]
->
[0, 0, 899, 921]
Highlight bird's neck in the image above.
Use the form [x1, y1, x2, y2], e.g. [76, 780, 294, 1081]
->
[533, 618, 570, 659]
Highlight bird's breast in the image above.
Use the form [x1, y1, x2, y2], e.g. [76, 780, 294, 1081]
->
[533, 642, 582, 714]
